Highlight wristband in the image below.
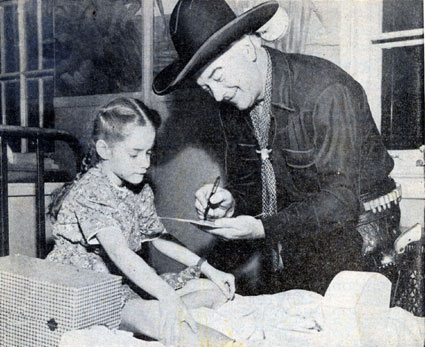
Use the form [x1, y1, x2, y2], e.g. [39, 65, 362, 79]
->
[195, 257, 207, 271]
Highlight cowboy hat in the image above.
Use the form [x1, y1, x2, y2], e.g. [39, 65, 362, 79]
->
[152, 0, 279, 95]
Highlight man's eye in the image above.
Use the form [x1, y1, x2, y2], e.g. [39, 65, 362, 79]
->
[214, 74, 223, 82]
[129, 154, 137, 158]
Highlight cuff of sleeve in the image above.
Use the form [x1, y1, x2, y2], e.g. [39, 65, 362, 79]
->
[261, 212, 289, 245]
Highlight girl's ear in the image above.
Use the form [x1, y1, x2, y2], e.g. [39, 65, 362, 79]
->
[96, 139, 112, 160]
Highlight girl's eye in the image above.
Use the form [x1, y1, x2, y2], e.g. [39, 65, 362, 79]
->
[129, 154, 137, 158]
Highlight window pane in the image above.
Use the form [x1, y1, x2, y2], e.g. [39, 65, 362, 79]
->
[5, 81, 21, 151]
[5, 5, 19, 73]
[27, 79, 39, 127]
[383, 0, 423, 32]
[25, 0, 39, 71]
[42, 0, 54, 69]
[54, 0, 143, 97]
[27, 79, 39, 152]
[43, 77, 54, 129]
[153, 0, 178, 77]
[381, 45, 424, 149]
[43, 77, 54, 152]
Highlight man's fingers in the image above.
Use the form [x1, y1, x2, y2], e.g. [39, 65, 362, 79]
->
[202, 227, 232, 237]
[195, 184, 213, 208]
[209, 190, 227, 205]
[195, 193, 208, 210]
[213, 217, 237, 228]
[203, 227, 246, 239]
[195, 199, 205, 214]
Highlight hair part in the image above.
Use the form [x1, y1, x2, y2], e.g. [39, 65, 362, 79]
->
[48, 97, 161, 222]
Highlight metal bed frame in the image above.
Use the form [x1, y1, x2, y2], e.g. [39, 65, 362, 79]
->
[0, 125, 82, 259]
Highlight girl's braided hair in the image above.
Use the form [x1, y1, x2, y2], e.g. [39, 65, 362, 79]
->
[47, 97, 161, 222]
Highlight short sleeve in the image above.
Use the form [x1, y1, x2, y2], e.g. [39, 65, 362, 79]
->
[73, 186, 121, 245]
[137, 185, 167, 240]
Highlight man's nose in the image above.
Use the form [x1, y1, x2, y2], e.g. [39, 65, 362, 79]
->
[210, 83, 225, 102]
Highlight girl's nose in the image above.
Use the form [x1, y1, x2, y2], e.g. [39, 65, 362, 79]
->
[140, 154, 151, 169]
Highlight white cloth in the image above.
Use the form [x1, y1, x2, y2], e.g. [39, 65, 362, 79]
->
[60, 272, 425, 347]
[191, 271, 425, 347]
[59, 326, 163, 347]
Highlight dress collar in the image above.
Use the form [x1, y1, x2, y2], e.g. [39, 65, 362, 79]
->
[265, 46, 295, 112]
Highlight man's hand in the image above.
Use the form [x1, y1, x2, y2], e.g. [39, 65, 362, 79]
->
[206, 215, 265, 240]
[195, 184, 235, 220]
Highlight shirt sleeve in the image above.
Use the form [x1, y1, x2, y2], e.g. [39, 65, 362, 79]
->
[73, 188, 121, 245]
[263, 83, 362, 242]
[137, 185, 167, 240]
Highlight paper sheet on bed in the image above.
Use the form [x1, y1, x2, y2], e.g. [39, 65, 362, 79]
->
[158, 216, 219, 228]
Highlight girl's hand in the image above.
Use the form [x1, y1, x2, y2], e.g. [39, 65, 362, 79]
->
[159, 296, 198, 346]
[202, 263, 236, 301]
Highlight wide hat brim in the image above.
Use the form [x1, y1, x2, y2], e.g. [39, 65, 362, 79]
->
[153, 1, 279, 95]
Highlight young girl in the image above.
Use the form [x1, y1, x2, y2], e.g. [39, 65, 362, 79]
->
[47, 97, 236, 346]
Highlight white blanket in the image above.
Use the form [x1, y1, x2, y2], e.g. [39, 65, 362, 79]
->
[60, 271, 425, 347]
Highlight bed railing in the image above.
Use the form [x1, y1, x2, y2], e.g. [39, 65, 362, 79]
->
[0, 125, 82, 258]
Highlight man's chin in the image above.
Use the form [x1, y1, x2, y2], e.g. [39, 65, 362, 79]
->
[229, 97, 254, 111]
[229, 100, 249, 111]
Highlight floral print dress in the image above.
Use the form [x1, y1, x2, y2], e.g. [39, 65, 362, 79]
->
[47, 166, 198, 306]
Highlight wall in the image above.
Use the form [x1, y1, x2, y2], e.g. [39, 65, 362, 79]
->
[8, 183, 63, 257]
[304, 0, 342, 66]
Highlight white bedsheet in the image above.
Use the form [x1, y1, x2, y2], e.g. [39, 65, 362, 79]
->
[60, 271, 425, 347]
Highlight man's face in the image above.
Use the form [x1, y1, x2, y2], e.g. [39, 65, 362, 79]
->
[196, 40, 263, 110]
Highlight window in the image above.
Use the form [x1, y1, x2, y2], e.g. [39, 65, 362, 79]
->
[372, 0, 424, 150]
[0, 0, 54, 152]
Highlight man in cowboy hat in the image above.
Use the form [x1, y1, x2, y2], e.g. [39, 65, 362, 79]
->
[153, 0, 401, 296]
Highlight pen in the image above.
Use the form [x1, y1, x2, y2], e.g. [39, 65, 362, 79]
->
[203, 176, 221, 220]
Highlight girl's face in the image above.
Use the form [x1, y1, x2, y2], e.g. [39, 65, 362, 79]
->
[104, 124, 156, 186]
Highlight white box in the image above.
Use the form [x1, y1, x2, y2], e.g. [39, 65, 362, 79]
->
[0, 255, 122, 347]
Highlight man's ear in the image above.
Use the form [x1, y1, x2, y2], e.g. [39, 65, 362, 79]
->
[240, 34, 260, 62]
[96, 139, 112, 160]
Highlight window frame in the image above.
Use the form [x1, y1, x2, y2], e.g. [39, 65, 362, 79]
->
[0, 0, 54, 152]
[339, 0, 424, 135]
